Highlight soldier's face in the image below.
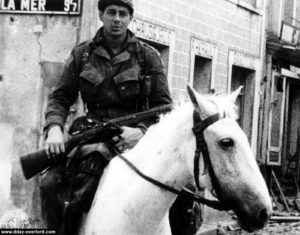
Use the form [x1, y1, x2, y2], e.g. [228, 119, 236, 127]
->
[100, 5, 132, 38]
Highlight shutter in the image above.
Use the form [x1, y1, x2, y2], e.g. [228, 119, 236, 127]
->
[267, 72, 286, 165]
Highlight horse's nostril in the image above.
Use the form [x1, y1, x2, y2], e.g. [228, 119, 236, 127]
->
[258, 208, 270, 223]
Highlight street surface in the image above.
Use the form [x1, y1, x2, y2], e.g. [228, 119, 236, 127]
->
[229, 221, 300, 234]
[199, 219, 300, 234]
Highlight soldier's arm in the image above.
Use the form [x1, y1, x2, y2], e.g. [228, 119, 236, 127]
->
[44, 48, 81, 134]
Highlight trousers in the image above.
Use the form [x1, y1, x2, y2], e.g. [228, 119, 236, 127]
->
[169, 184, 203, 235]
[40, 150, 108, 235]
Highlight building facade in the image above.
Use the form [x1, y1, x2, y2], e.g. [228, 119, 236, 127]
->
[263, 0, 300, 182]
[0, 0, 266, 229]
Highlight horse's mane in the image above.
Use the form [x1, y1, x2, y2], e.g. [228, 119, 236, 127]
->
[157, 93, 238, 127]
[206, 94, 238, 119]
[134, 93, 238, 153]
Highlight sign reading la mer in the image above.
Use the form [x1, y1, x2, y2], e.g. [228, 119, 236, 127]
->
[129, 18, 172, 46]
[0, 0, 81, 15]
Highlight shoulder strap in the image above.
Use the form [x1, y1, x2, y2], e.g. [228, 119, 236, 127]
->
[79, 40, 94, 70]
[75, 40, 94, 112]
[136, 41, 147, 75]
[136, 41, 153, 110]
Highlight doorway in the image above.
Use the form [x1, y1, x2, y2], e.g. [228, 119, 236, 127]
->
[283, 79, 300, 178]
[231, 65, 256, 143]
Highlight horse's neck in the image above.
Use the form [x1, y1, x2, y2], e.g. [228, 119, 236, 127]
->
[126, 104, 195, 196]
[83, 105, 196, 234]
[104, 105, 195, 231]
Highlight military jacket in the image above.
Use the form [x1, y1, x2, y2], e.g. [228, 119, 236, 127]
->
[44, 28, 172, 132]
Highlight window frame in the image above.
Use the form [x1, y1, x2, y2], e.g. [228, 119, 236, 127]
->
[189, 37, 218, 94]
[226, 0, 262, 15]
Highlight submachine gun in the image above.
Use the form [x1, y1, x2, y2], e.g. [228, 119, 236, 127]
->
[20, 104, 173, 180]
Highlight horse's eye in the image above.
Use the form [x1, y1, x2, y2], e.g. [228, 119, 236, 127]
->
[219, 138, 234, 149]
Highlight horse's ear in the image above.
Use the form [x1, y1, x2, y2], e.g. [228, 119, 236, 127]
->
[229, 86, 243, 104]
[187, 85, 215, 119]
[187, 84, 198, 108]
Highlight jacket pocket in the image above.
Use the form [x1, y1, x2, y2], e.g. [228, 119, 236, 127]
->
[79, 64, 105, 103]
[113, 66, 141, 100]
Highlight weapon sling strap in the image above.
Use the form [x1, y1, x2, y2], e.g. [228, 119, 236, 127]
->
[136, 41, 158, 111]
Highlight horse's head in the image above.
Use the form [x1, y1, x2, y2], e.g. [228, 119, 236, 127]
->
[187, 85, 272, 232]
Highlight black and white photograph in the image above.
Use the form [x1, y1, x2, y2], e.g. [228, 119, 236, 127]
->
[0, 0, 300, 234]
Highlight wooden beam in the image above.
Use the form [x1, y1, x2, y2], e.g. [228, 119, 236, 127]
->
[272, 170, 291, 212]
[294, 176, 300, 198]
[270, 188, 281, 210]
[271, 216, 300, 222]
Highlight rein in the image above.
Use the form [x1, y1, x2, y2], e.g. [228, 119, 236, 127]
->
[117, 155, 228, 211]
[117, 110, 230, 211]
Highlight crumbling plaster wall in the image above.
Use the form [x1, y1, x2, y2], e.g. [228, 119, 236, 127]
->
[0, 9, 95, 225]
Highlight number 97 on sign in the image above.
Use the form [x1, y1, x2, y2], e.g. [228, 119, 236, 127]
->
[64, 0, 77, 12]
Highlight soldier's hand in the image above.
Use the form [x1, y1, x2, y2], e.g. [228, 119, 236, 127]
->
[112, 126, 143, 152]
[45, 125, 65, 158]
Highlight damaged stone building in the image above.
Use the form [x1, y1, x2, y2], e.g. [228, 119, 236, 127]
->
[263, 0, 300, 173]
[260, 0, 300, 212]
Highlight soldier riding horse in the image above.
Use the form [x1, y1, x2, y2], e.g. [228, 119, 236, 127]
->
[79, 86, 272, 235]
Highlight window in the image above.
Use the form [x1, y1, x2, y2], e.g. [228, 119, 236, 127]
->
[189, 38, 217, 95]
[193, 56, 212, 94]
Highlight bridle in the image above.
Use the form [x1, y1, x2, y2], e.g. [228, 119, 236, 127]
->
[117, 109, 230, 211]
[192, 110, 222, 191]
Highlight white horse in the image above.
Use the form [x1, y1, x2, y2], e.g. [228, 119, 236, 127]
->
[80, 86, 272, 235]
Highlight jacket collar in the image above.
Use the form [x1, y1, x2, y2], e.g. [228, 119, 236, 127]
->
[92, 27, 142, 59]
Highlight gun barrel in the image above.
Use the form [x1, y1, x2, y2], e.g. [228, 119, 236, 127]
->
[19, 104, 173, 180]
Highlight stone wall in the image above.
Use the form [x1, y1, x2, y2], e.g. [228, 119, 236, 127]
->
[0, 1, 97, 226]
[135, 0, 263, 98]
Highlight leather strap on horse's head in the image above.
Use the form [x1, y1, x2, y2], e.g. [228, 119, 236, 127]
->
[117, 109, 231, 212]
[192, 111, 222, 190]
[192, 110, 229, 210]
